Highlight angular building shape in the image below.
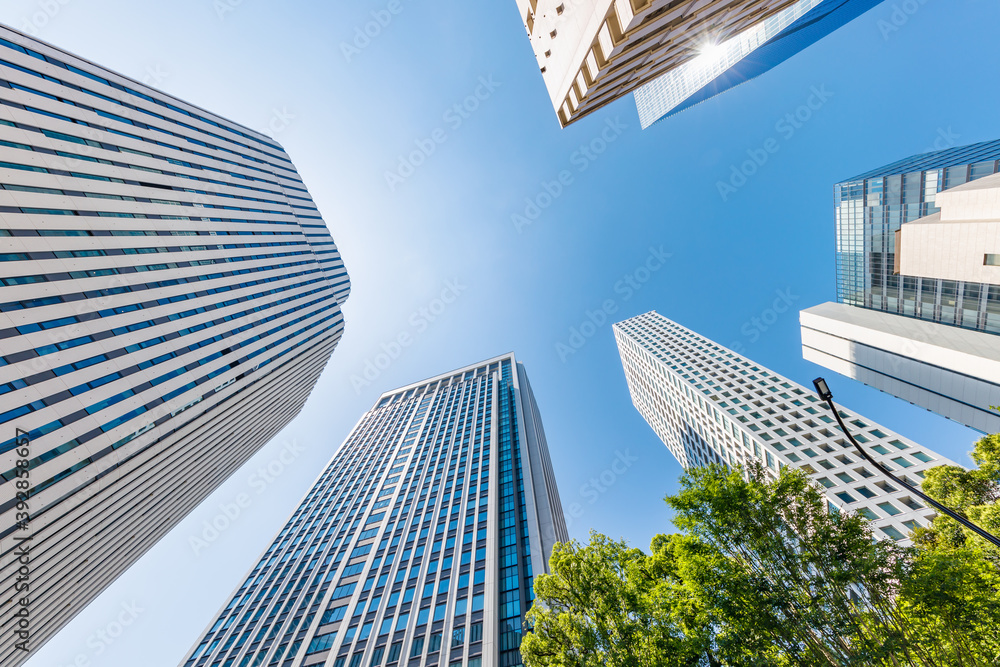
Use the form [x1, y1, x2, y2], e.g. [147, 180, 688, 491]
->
[0, 26, 349, 665]
[181, 354, 567, 667]
[513, 0, 879, 128]
[801, 303, 1000, 434]
[634, 0, 881, 128]
[802, 140, 1000, 434]
[514, 0, 801, 127]
[834, 140, 1000, 327]
[615, 311, 957, 543]
[895, 171, 1000, 285]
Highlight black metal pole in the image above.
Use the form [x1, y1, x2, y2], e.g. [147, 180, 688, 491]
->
[812, 377, 1000, 550]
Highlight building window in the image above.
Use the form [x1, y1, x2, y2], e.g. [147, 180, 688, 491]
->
[387, 642, 402, 663]
[986, 254, 1000, 266]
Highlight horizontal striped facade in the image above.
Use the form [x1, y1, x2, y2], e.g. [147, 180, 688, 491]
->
[0, 25, 349, 665]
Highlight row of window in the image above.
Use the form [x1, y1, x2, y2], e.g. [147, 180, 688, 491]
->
[0, 34, 287, 155]
[191, 374, 504, 657]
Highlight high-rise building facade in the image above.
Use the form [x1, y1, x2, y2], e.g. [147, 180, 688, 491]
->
[800, 303, 1000, 434]
[834, 139, 1000, 328]
[801, 140, 1000, 434]
[513, 0, 878, 128]
[615, 311, 957, 543]
[633, 0, 880, 128]
[513, 0, 803, 127]
[0, 26, 349, 664]
[894, 171, 1000, 286]
[181, 354, 567, 667]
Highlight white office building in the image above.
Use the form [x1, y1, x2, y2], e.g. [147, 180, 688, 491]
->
[801, 303, 1000, 434]
[615, 311, 958, 543]
[513, 0, 880, 128]
[512, 0, 803, 127]
[803, 140, 1000, 435]
[0, 25, 349, 665]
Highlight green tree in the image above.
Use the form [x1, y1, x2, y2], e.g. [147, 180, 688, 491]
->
[916, 433, 1000, 554]
[520, 533, 711, 667]
[665, 464, 923, 666]
[524, 459, 1000, 667]
[902, 432, 1000, 662]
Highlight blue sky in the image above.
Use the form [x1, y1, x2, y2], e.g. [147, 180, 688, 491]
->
[3, 0, 996, 664]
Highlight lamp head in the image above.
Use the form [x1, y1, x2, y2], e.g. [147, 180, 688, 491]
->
[813, 377, 832, 401]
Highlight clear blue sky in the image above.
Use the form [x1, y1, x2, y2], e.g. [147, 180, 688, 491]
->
[4, 0, 996, 664]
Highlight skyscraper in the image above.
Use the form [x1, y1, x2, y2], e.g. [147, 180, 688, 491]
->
[801, 140, 1000, 433]
[512, 0, 878, 128]
[834, 140, 1000, 326]
[800, 303, 1000, 434]
[615, 311, 957, 543]
[0, 25, 349, 664]
[181, 354, 567, 667]
[634, 0, 881, 129]
[893, 171, 1000, 288]
[513, 0, 801, 127]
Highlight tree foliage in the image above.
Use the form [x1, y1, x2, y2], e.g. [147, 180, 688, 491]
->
[904, 433, 1000, 662]
[523, 435, 1000, 667]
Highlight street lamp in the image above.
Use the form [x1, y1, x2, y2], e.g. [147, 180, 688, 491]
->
[812, 377, 1000, 549]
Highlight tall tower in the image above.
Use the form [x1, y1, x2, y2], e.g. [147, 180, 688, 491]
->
[633, 0, 881, 128]
[511, 0, 879, 128]
[615, 312, 958, 543]
[181, 354, 567, 667]
[0, 26, 349, 665]
[801, 140, 1000, 433]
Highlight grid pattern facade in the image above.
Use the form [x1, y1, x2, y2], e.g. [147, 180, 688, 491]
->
[634, 0, 878, 128]
[614, 312, 958, 543]
[514, 0, 801, 127]
[181, 354, 567, 667]
[0, 25, 349, 665]
[835, 140, 1000, 333]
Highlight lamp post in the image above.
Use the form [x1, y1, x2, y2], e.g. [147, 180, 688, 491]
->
[812, 377, 1000, 549]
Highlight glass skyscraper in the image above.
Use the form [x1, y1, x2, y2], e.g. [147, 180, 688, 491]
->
[799, 140, 1000, 435]
[616, 312, 957, 543]
[0, 25, 348, 665]
[835, 139, 1000, 331]
[513, 0, 808, 127]
[181, 354, 567, 667]
[634, 0, 881, 128]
